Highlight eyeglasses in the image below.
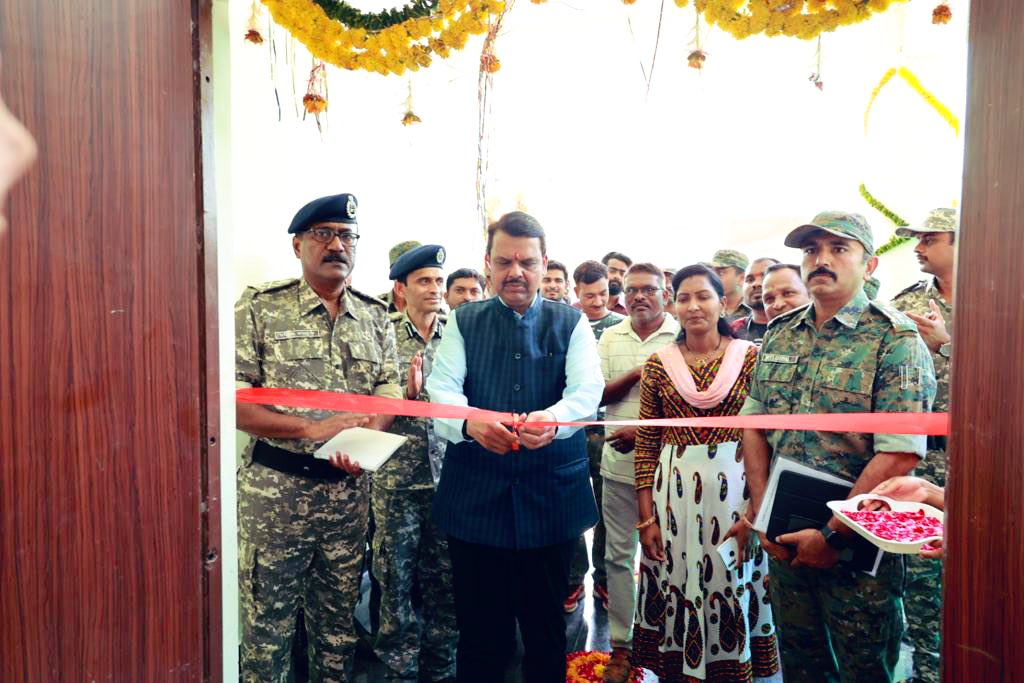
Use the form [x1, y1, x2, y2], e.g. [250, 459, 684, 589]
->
[307, 228, 361, 246]
[624, 286, 663, 297]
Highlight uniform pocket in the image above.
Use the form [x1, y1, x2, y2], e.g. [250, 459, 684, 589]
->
[818, 365, 873, 411]
[755, 360, 798, 411]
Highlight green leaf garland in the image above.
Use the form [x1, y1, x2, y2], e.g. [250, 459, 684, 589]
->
[859, 183, 911, 256]
[310, 0, 438, 32]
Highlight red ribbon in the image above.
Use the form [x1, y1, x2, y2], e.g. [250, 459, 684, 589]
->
[236, 388, 949, 436]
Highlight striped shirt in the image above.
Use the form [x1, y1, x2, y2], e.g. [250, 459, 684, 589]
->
[596, 314, 680, 485]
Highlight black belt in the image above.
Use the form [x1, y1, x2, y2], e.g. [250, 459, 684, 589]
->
[252, 440, 348, 481]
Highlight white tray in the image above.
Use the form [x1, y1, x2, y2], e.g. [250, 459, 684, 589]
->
[827, 493, 944, 555]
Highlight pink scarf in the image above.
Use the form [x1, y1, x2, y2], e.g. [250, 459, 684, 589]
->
[656, 339, 755, 410]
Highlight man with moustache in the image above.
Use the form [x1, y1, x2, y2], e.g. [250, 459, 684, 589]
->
[444, 267, 487, 310]
[735, 211, 936, 682]
[731, 257, 779, 343]
[373, 245, 458, 682]
[427, 212, 604, 683]
[601, 251, 632, 315]
[542, 260, 572, 304]
[890, 207, 958, 683]
[565, 260, 625, 613]
[761, 263, 810, 322]
[594, 263, 679, 682]
[710, 249, 751, 322]
[235, 193, 402, 682]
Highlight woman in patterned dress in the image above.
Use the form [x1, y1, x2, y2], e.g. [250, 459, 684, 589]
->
[632, 265, 778, 683]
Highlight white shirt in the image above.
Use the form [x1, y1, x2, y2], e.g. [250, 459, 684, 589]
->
[427, 293, 605, 444]
[597, 313, 681, 485]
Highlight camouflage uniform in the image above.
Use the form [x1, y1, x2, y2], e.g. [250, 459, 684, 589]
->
[890, 207, 958, 683]
[741, 288, 936, 682]
[236, 278, 402, 683]
[710, 249, 751, 323]
[372, 312, 457, 681]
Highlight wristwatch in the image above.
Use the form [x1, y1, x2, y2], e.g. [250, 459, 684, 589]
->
[819, 525, 847, 550]
[938, 341, 952, 359]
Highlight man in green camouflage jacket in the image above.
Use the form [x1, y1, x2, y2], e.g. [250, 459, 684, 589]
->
[738, 211, 936, 682]
[372, 244, 457, 681]
[235, 193, 402, 682]
[890, 207, 957, 683]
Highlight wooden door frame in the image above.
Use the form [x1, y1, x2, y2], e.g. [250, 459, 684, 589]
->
[195, 0, 223, 679]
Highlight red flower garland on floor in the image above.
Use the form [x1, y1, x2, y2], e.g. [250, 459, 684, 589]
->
[566, 651, 644, 683]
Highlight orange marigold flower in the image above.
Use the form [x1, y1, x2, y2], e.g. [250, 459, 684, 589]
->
[244, 29, 264, 45]
[687, 49, 706, 70]
[402, 111, 422, 126]
[302, 94, 327, 115]
[932, 4, 952, 24]
[480, 53, 501, 73]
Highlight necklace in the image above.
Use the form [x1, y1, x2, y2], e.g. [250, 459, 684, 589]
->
[683, 336, 724, 368]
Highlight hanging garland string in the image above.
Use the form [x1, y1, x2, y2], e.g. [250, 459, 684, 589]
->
[859, 183, 910, 256]
[864, 66, 960, 135]
[860, 65, 959, 256]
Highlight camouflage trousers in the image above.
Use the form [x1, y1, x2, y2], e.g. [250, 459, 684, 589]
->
[569, 426, 606, 588]
[905, 447, 945, 683]
[769, 553, 906, 682]
[238, 463, 369, 683]
[371, 485, 457, 681]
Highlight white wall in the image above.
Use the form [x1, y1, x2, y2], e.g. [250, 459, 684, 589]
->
[225, 0, 967, 301]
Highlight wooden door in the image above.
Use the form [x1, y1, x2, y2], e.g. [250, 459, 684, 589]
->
[944, 0, 1024, 679]
[0, 0, 220, 680]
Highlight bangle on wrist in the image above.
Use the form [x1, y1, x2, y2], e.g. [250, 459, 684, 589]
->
[635, 515, 657, 530]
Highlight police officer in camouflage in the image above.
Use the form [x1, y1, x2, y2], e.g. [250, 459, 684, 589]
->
[890, 207, 957, 683]
[735, 211, 936, 682]
[709, 249, 751, 322]
[379, 240, 423, 315]
[235, 193, 402, 683]
[373, 244, 458, 681]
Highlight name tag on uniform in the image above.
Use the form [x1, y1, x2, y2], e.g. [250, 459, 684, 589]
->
[761, 353, 799, 364]
[273, 329, 320, 341]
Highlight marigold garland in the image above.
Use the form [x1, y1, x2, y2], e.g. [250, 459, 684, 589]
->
[310, 0, 436, 32]
[565, 651, 644, 683]
[262, 0, 504, 76]
[655, 0, 907, 40]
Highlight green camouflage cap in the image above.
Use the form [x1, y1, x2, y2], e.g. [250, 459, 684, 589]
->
[709, 249, 750, 271]
[388, 240, 422, 267]
[895, 207, 959, 237]
[785, 211, 875, 255]
[864, 275, 881, 299]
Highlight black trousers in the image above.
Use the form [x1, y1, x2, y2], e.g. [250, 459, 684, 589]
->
[447, 535, 575, 683]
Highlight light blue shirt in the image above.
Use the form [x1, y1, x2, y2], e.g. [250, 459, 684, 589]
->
[427, 293, 605, 444]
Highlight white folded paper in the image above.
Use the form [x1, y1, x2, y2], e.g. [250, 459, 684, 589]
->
[313, 427, 408, 472]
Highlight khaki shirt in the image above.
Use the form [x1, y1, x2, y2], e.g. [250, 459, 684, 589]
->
[741, 289, 936, 483]
[374, 312, 447, 491]
[597, 314, 681, 485]
[235, 278, 402, 461]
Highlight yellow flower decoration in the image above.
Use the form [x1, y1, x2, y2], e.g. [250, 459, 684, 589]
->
[864, 66, 959, 136]
[637, 0, 905, 40]
[262, 0, 505, 76]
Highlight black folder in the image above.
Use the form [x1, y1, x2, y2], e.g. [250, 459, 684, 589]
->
[766, 470, 883, 573]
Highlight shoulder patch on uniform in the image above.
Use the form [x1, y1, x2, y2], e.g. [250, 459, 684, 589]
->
[767, 303, 810, 327]
[868, 300, 919, 333]
[349, 286, 388, 308]
[249, 278, 299, 294]
[892, 279, 928, 300]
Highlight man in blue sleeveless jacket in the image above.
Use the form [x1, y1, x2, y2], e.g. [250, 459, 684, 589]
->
[426, 211, 604, 683]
